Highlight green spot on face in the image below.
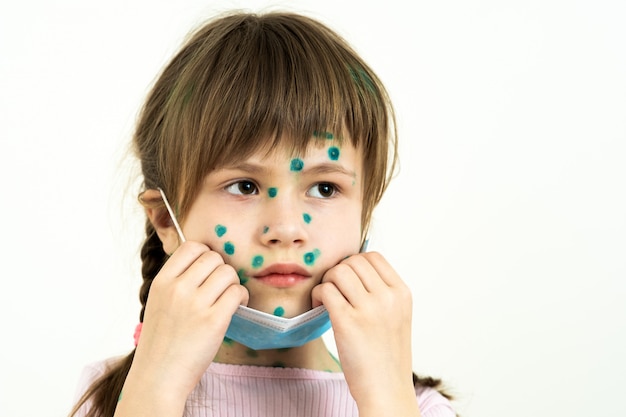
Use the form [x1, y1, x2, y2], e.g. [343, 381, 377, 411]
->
[215, 224, 227, 237]
[118, 390, 123, 403]
[314, 130, 334, 140]
[237, 269, 249, 285]
[268, 187, 278, 198]
[223, 336, 234, 346]
[290, 158, 304, 171]
[303, 213, 312, 224]
[328, 146, 340, 161]
[224, 241, 235, 255]
[304, 249, 321, 266]
[273, 306, 285, 317]
[246, 348, 259, 358]
[252, 255, 264, 269]
[263, 226, 269, 234]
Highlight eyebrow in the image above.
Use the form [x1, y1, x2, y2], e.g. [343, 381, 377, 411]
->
[223, 161, 357, 178]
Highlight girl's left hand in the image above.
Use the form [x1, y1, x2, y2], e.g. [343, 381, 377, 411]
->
[311, 252, 420, 417]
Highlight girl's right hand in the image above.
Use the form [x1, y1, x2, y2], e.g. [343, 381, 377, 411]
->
[116, 241, 249, 416]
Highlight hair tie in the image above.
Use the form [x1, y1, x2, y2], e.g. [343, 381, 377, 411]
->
[133, 323, 143, 347]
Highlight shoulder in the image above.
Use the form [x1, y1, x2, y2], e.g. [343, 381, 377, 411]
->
[415, 385, 456, 417]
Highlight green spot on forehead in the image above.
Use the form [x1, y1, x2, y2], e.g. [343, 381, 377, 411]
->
[303, 213, 312, 224]
[224, 242, 235, 256]
[314, 130, 334, 140]
[268, 187, 278, 198]
[237, 269, 249, 285]
[215, 224, 227, 237]
[252, 255, 264, 269]
[273, 306, 285, 317]
[290, 158, 304, 171]
[328, 146, 340, 161]
[303, 249, 321, 265]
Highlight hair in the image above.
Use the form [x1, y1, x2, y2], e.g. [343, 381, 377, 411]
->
[70, 11, 452, 417]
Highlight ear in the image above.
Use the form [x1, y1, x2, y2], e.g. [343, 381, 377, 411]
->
[141, 188, 182, 255]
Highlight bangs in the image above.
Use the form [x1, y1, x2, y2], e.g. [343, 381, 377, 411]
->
[135, 12, 395, 231]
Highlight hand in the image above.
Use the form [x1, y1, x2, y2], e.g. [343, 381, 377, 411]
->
[119, 241, 249, 416]
[311, 252, 420, 416]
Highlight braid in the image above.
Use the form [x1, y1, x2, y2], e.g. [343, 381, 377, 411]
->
[138, 219, 168, 322]
[69, 218, 167, 417]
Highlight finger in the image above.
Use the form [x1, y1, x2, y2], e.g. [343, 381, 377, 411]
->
[179, 250, 226, 288]
[360, 252, 406, 288]
[339, 254, 388, 293]
[311, 281, 350, 313]
[321, 263, 369, 306]
[197, 264, 247, 305]
[157, 241, 211, 281]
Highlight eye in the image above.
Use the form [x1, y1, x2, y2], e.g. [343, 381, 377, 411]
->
[307, 183, 337, 198]
[225, 180, 258, 195]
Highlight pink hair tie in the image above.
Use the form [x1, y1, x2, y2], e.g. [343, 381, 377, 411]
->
[133, 323, 143, 347]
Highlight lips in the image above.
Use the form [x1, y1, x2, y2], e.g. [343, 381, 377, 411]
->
[253, 264, 312, 288]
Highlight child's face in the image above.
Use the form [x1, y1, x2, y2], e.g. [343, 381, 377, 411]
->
[181, 137, 364, 317]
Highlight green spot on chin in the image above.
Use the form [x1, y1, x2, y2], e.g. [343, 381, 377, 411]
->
[303, 213, 312, 224]
[223, 336, 234, 346]
[224, 241, 235, 256]
[328, 146, 340, 161]
[252, 255, 264, 268]
[290, 158, 304, 172]
[237, 269, 249, 285]
[304, 249, 321, 265]
[273, 306, 285, 317]
[268, 187, 278, 198]
[215, 224, 227, 237]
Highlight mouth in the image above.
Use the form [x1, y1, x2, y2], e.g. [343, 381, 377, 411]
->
[253, 264, 312, 288]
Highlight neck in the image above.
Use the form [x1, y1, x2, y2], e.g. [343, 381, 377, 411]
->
[213, 337, 342, 372]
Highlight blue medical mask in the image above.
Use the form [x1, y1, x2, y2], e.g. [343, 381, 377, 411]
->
[158, 188, 334, 350]
[226, 305, 331, 350]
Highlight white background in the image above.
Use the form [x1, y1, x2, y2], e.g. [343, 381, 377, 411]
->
[1, 1, 625, 416]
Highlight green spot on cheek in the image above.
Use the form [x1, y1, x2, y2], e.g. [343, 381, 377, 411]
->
[237, 269, 249, 285]
[273, 306, 285, 317]
[215, 224, 227, 237]
[290, 158, 304, 171]
[304, 249, 321, 265]
[263, 226, 269, 234]
[118, 391, 123, 403]
[224, 241, 235, 255]
[328, 146, 340, 161]
[303, 213, 312, 224]
[268, 187, 278, 198]
[252, 255, 264, 268]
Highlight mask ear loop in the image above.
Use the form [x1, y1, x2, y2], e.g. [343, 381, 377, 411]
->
[157, 187, 187, 243]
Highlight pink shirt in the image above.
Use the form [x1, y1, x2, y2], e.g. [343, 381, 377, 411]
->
[75, 359, 455, 417]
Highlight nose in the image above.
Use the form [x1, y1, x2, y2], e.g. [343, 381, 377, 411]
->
[260, 196, 307, 248]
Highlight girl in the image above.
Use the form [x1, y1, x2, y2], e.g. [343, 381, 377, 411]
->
[71, 11, 455, 417]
